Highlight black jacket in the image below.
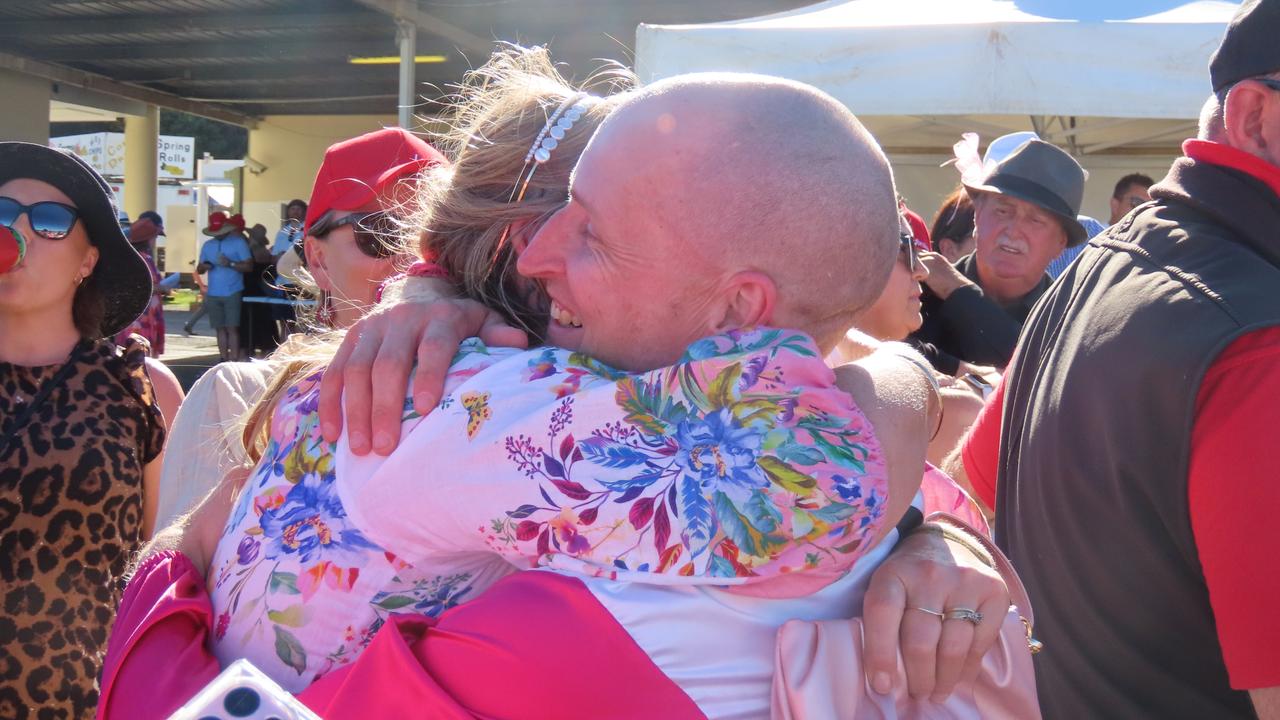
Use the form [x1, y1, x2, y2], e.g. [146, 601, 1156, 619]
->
[998, 154, 1280, 720]
[911, 253, 1051, 371]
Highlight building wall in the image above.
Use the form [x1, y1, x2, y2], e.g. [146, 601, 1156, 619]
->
[241, 115, 399, 233]
[0, 70, 51, 144]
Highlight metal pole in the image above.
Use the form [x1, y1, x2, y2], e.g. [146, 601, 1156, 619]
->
[396, 19, 416, 129]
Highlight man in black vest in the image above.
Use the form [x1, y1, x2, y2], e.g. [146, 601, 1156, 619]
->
[961, 1, 1280, 717]
[912, 140, 1087, 371]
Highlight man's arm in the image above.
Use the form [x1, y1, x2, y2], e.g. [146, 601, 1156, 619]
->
[1188, 329, 1280, 696]
[1252, 687, 1280, 720]
[318, 276, 528, 454]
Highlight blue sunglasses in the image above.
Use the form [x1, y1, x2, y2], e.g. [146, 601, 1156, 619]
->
[0, 196, 81, 240]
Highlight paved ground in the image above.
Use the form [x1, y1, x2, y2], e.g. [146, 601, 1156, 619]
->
[158, 307, 225, 391]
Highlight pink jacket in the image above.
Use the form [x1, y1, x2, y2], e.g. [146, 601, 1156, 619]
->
[98, 551, 704, 719]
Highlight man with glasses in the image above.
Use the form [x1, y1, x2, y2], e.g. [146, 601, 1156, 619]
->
[957, 1, 1280, 717]
[1108, 172, 1154, 225]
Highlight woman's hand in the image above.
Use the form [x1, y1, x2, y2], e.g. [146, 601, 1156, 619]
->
[861, 526, 1010, 702]
[318, 286, 528, 456]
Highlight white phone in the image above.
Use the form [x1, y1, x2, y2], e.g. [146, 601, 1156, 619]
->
[166, 659, 321, 720]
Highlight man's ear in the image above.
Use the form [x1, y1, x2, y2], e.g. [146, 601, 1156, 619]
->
[1223, 82, 1271, 158]
[712, 270, 777, 333]
[303, 236, 332, 291]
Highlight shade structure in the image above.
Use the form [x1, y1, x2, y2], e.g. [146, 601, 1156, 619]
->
[637, 0, 1241, 120]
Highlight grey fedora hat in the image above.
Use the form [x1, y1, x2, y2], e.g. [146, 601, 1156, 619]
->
[964, 139, 1089, 246]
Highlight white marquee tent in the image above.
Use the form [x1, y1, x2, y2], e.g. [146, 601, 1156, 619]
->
[636, 0, 1242, 220]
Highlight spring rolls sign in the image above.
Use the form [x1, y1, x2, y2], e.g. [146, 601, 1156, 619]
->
[0, 225, 24, 274]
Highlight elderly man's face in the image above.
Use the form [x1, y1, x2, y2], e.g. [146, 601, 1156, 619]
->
[973, 194, 1068, 292]
[517, 124, 720, 373]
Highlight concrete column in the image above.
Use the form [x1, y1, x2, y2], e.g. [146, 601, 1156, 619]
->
[396, 19, 416, 129]
[0, 69, 51, 144]
[123, 104, 159, 218]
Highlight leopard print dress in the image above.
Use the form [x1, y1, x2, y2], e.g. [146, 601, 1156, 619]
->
[0, 337, 165, 719]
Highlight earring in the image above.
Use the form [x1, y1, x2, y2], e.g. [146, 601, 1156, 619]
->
[317, 289, 335, 328]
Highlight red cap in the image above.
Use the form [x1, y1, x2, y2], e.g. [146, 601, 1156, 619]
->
[229, 213, 247, 231]
[202, 211, 234, 237]
[304, 128, 446, 235]
[902, 207, 932, 253]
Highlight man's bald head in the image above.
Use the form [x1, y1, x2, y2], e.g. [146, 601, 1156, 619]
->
[585, 74, 899, 350]
[519, 73, 900, 372]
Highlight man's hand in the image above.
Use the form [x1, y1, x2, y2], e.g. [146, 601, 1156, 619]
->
[318, 297, 529, 456]
[919, 251, 976, 300]
[862, 526, 1009, 702]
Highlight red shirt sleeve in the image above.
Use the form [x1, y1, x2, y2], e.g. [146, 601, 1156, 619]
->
[961, 375, 1004, 510]
[1189, 326, 1280, 689]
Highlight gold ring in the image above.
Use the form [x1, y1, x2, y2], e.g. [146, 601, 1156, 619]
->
[909, 606, 945, 619]
[944, 607, 984, 625]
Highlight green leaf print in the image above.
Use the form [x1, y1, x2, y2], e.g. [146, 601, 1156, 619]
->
[758, 456, 817, 495]
[274, 625, 308, 675]
[269, 571, 300, 595]
[374, 595, 416, 610]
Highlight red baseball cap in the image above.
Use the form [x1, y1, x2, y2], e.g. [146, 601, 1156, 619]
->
[202, 210, 234, 237]
[229, 213, 247, 231]
[304, 128, 446, 235]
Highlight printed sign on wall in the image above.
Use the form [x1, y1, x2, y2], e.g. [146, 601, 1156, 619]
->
[50, 133, 196, 179]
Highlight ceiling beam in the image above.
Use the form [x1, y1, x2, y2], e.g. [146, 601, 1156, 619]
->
[103, 63, 404, 84]
[26, 39, 401, 63]
[353, 0, 493, 56]
[0, 52, 257, 128]
[0, 11, 385, 38]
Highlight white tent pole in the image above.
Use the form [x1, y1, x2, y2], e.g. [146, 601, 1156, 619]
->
[396, 19, 416, 129]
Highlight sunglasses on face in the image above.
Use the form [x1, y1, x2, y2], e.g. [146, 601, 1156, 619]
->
[899, 232, 921, 274]
[312, 211, 402, 259]
[0, 196, 80, 240]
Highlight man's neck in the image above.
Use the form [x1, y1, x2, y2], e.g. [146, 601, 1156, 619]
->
[974, 261, 1039, 306]
[0, 307, 81, 366]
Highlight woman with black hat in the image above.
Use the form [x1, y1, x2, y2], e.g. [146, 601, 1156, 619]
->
[0, 141, 183, 716]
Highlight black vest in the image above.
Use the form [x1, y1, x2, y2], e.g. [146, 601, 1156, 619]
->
[996, 156, 1280, 720]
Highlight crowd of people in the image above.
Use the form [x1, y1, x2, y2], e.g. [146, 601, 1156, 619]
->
[0, 0, 1277, 718]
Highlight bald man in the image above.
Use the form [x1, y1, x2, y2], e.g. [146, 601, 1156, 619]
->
[313, 74, 1007, 711]
[120, 74, 1009, 719]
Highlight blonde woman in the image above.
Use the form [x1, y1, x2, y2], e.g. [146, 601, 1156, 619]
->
[103, 47, 1008, 719]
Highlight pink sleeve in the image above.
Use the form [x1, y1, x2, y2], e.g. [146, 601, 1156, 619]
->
[1188, 328, 1280, 690]
[97, 551, 223, 720]
[302, 571, 705, 719]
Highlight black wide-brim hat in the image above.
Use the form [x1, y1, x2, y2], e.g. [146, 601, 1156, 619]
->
[963, 139, 1089, 247]
[0, 142, 152, 337]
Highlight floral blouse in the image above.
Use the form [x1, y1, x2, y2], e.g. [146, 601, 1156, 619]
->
[209, 328, 888, 691]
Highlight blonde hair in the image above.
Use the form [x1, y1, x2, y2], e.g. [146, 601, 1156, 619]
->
[413, 45, 631, 339]
[239, 45, 632, 466]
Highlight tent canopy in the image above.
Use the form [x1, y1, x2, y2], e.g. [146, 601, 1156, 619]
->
[637, 0, 1240, 121]
[636, 0, 1242, 222]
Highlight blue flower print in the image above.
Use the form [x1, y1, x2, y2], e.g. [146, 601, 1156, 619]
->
[259, 471, 378, 565]
[673, 408, 768, 494]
